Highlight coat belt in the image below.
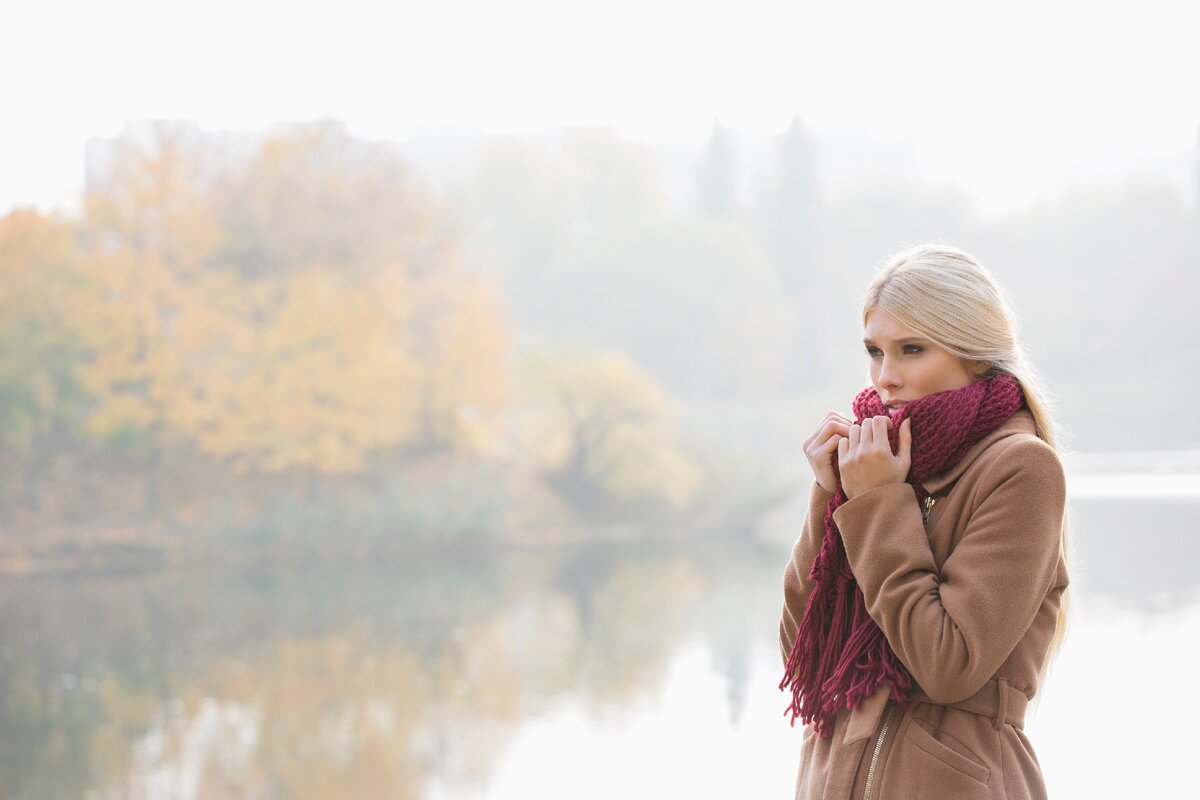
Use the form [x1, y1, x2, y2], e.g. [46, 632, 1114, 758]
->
[843, 677, 1028, 745]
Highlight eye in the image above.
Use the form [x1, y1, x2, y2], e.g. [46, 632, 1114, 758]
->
[865, 345, 924, 357]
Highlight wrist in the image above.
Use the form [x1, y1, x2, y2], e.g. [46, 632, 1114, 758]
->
[844, 478, 906, 501]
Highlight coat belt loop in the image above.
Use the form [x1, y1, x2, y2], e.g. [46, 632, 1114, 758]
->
[993, 677, 1009, 730]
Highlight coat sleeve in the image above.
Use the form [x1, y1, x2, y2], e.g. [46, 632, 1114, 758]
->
[830, 437, 1066, 703]
[779, 479, 835, 667]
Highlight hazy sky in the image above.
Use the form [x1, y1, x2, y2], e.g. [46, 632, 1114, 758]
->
[5, 0, 1198, 218]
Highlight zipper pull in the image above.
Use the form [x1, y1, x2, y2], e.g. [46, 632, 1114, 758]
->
[922, 495, 936, 524]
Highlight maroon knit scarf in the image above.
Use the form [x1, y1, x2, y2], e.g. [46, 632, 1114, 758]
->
[779, 370, 1026, 739]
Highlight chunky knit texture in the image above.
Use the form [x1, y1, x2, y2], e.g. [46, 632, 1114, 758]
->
[779, 370, 1026, 739]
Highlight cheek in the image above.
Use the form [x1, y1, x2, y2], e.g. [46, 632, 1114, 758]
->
[909, 361, 933, 387]
[920, 356, 960, 392]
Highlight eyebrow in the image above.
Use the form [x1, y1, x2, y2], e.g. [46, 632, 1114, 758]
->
[862, 336, 929, 345]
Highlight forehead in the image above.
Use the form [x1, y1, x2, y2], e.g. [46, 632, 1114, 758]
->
[862, 308, 922, 341]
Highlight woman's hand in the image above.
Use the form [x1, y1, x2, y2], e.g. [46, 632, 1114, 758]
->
[804, 411, 854, 495]
[838, 415, 912, 499]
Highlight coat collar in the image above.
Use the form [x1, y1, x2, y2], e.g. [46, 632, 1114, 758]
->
[920, 407, 1039, 495]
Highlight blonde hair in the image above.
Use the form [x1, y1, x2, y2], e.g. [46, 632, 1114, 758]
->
[860, 242, 1073, 709]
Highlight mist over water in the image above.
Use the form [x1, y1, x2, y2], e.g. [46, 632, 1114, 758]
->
[0, 487, 1193, 798]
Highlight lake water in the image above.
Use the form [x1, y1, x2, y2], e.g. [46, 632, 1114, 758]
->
[1, 487, 1197, 798]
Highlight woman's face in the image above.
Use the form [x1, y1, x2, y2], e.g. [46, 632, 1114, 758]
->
[863, 308, 982, 410]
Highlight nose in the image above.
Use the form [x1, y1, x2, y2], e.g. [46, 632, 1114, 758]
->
[877, 355, 901, 391]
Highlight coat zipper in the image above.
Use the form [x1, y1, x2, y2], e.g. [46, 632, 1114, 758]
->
[863, 699, 896, 800]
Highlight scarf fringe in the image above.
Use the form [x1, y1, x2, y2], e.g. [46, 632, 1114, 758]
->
[780, 573, 915, 738]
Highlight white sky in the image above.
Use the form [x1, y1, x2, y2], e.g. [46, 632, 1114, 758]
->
[4, 0, 1198, 218]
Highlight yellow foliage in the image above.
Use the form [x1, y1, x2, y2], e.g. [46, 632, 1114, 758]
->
[68, 122, 513, 476]
[0, 208, 89, 443]
[198, 266, 424, 474]
[84, 121, 222, 273]
[409, 271, 512, 455]
[0, 209, 75, 310]
[598, 425, 703, 511]
[515, 347, 701, 510]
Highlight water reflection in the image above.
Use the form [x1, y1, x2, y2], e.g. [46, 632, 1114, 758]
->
[0, 496, 1196, 798]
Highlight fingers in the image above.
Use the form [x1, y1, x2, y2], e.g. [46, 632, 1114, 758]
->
[815, 431, 841, 455]
[851, 417, 888, 444]
[807, 411, 852, 449]
[850, 416, 898, 452]
[828, 420, 852, 438]
[811, 412, 849, 443]
[812, 411, 895, 460]
[825, 411, 852, 430]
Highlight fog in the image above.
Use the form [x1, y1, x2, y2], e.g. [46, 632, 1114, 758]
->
[2, 2, 1198, 797]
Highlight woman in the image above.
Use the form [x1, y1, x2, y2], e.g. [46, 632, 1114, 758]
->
[778, 243, 1071, 800]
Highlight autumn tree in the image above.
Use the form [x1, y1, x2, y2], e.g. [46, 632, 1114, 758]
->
[204, 121, 510, 465]
[212, 120, 435, 280]
[513, 347, 701, 519]
[76, 120, 511, 489]
[0, 210, 90, 507]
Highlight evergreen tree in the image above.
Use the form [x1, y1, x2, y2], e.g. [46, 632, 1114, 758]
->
[765, 117, 820, 299]
[1194, 122, 1200, 230]
[696, 118, 736, 219]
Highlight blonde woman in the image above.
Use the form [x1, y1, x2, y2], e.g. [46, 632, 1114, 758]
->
[779, 243, 1071, 799]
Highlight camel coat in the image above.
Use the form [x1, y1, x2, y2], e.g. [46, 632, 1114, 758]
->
[779, 408, 1069, 800]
